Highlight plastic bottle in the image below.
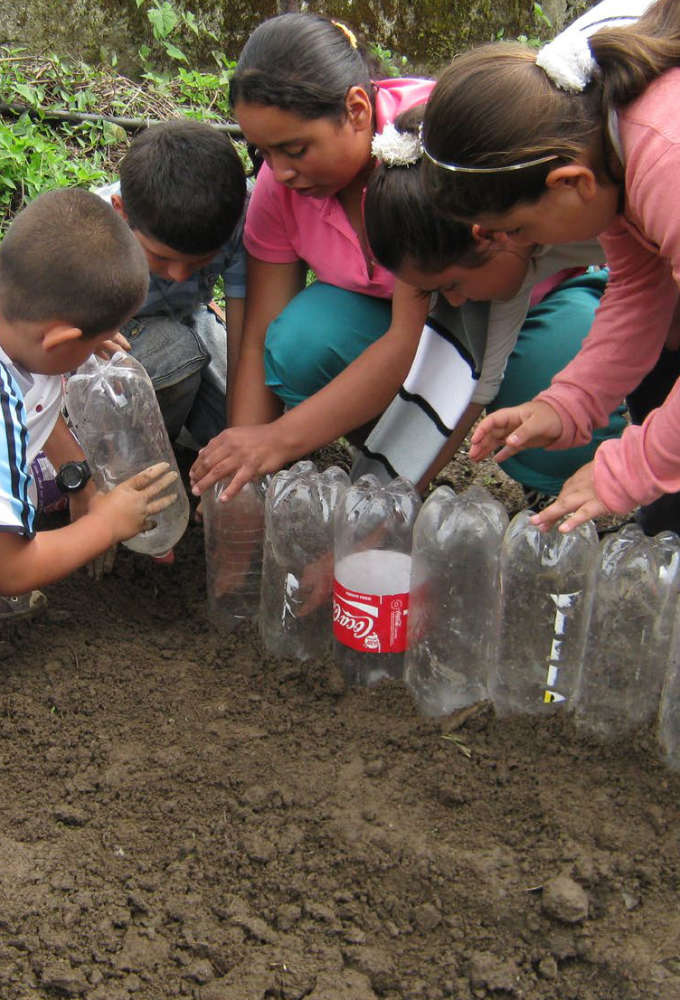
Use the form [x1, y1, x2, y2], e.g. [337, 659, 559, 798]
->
[260, 461, 350, 661]
[64, 351, 189, 556]
[650, 530, 680, 671]
[405, 484, 508, 717]
[576, 524, 680, 740]
[333, 474, 421, 687]
[658, 603, 680, 771]
[202, 475, 267, 633]
[492, 510, 599, 718]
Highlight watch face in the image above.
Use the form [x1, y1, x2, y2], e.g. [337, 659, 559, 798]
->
[61, 465, 84, 489]
[56, 461, 91, 493]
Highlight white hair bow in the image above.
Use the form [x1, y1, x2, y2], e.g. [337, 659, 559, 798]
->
[535, 31, 597, 93]
[371, 123, 422, 167]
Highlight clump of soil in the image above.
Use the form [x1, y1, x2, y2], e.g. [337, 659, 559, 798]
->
[0, 445, 676, 1000]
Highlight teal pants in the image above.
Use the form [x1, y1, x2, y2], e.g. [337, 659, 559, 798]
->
[489, 270, 627, 495]
[263, 276, 625, 494]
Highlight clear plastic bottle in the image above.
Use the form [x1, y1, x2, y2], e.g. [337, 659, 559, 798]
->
[658, 605, 680, 771]
[202, 476, 267, 633]
[260, 461, 350, 660]
[64, 351, 189, 556]
[576, 523, 680, 740]
[333, 474, 421, 687]
[650, 530, 680, 671]
[492, 510, 599, 717]
[405, 485, 508, 717]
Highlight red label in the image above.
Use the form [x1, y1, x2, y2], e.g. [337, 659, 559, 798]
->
[333, 579, 409, 653]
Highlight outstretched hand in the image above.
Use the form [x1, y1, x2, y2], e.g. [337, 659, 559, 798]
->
[190, 423, 292, 502]
[469, 400, 563, 464]
[529, 462, 610, 533]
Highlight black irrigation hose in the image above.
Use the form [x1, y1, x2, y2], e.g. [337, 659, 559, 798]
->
[0, 100, 244, 136]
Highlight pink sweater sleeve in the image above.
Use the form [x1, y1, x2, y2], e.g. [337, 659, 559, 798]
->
[594, 377, 680, 511]
[533, 77, 680, 516]
[535, 217, 678, 447]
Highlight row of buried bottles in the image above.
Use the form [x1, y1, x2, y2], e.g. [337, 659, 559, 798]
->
[60, 353, 680, 768]
[201, 459, 680, 768]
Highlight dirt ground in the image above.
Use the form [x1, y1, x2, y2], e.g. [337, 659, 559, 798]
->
[2, 445, 680, 1000]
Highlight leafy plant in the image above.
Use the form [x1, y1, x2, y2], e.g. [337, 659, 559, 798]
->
[518, 1, 553, 47]
[0, 0, 242, 231]
[370, 42, 410, 78]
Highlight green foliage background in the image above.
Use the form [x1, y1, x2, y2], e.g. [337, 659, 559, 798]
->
[0, 0, 561, 232]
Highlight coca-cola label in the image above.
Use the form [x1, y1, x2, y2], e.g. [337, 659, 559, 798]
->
[333, 579, 409, 653]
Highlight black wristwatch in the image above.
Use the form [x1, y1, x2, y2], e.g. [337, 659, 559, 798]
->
[56, 460, 92, 494]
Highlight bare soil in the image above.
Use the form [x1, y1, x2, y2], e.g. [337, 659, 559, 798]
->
[1, 445, 679, 1000]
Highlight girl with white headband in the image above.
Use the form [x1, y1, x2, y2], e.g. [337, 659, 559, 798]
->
[357, 105, 624, 497]
[189, 13, 433, 500]
[422, 0, 680, 535]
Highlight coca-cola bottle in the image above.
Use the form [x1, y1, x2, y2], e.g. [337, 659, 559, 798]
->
[64, 351, 189, 556]
[260, 461, 350, 660]
[333, 474, 421, 686]
[202, 475, 267, 633]
[405, 485, 508, 717]
[576, 524, 680, 740]
[492, 510, 599, 717]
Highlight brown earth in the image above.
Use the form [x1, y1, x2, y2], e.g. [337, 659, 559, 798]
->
[1, 444, 679, 1000]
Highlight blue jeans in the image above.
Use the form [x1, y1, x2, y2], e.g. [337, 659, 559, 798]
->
[124, 307, 227, 447]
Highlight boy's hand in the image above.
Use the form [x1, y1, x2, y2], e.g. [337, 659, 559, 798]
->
[95, 331, 131, 359]
[469, 401, 563, 463]
[89, 462, 179, 544]
[529, 462, 610, 533]
[68, 482, 117, 580]
[190, 424, 289, 501]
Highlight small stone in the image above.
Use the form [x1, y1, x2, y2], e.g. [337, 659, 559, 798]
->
[53, 804, 89, 827]
[276, 904, 301, 931]
[241, 784, 269, 810]
[413, 902, 441, 932]
[345, 946, 398, 993]
[39, 960, 89, 996]
[304, 900, 336, 923]
[241, 832, 275, 863]
[468, 951, 519, 994]
[541, 876, 589, 924]
[537, 955, 558, 980]
[364, 758, 386, 777]
[185, 959, 214, 984]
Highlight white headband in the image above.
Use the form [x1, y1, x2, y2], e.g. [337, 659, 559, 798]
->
[371, 122, 422, 167]
[535, 31, 597, 93]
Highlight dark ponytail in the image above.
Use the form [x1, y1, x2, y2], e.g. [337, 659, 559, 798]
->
[230, 13, 377, 120]
[365, 107, 483, 274]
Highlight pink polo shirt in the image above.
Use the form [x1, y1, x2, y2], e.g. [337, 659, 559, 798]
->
[244, 77, 434, 300]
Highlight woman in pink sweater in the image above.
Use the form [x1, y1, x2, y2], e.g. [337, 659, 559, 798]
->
[421, 0, 680, 534]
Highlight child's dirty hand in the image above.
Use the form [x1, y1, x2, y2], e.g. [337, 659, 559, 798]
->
[89, 462, 179, 544]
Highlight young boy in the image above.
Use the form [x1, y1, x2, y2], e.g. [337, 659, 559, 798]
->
[0, 187, 178, 604]
[97, 119, 247, 448]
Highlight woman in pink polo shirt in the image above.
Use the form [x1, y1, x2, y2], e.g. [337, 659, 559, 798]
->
[190, 13, 434, 498]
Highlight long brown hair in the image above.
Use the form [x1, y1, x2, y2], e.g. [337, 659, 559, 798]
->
[422, 0, 680, 218]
